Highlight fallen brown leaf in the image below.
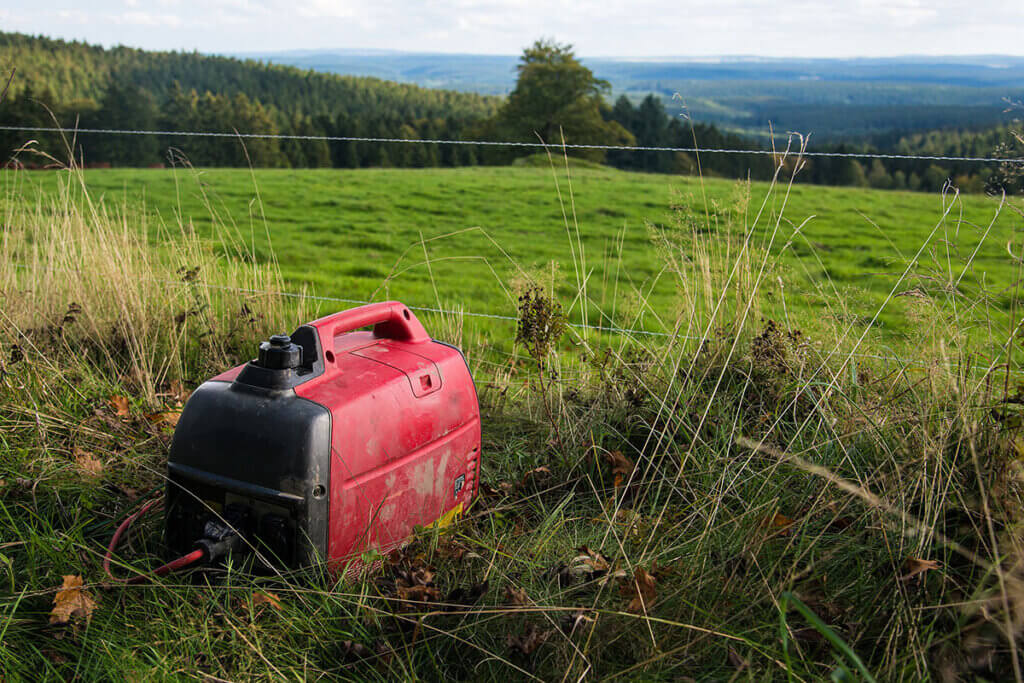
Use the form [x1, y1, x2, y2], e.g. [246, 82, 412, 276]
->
[765, 512, 796, 536]
[145, 411, 181, 428]
[252, 591, 282, 611]
[386, 545, 413, 566]
[480, 483, 504, 498]
[395, 584, 442, 603]
[504, 586, 529, 606]
[900, 557, 941, 582]
[603, 450, 635, 488]
[548, 547, 618, 587]
[49, 575, 97, 626]
[434, 536, 471, 562]
[518, 466, 552, 489]
[168, 379, 191, 405]
[409, 566, 434, 586]
[73, 448, 103, 477]
[116, 485, 140, 501]
[507, 623, 552, 656]
[393, 563, 435, 588]
[621, 567, 657, 613]
[107, 395, 130, 418]
[569, 546, 610, 577]
[598, 567, 629, 587]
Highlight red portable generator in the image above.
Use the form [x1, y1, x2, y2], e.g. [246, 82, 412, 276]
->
[165, 302, 480, 571]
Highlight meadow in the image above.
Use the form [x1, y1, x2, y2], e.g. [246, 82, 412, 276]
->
[11, 157, 1023, 363]
[3, 157, 1024, 680]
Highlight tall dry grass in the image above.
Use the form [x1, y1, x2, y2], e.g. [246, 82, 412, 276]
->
[485, 141, 1024, 678]
[0, 161, 315, 406]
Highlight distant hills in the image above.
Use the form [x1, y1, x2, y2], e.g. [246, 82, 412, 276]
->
[0, 32, 1020, 196]
[238, 51, 1024, 92]
[240, 50, 1024, 141]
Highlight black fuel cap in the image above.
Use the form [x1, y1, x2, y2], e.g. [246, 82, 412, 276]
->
[257, 334, 302, 370]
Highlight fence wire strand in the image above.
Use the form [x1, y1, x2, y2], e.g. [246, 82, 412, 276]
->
[3, 124, 1023, 165]
[9, 262, 1005, 371]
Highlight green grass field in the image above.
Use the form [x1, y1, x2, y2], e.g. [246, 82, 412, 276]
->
[4, 162, 1024, 680]
[11, 161, 1022, 359]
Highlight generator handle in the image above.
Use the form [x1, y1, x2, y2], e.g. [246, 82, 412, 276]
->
[311, 301, 431, 348]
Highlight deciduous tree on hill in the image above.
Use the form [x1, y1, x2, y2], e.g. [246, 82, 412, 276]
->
[493, 39, 634, 161]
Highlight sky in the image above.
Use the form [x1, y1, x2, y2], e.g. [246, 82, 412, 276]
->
[2, 0, 1024, 58]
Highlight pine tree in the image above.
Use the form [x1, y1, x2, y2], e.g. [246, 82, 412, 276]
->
[81, 82, 159, 166]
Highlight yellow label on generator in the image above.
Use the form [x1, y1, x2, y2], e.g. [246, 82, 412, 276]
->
[430, 501, 464, 530]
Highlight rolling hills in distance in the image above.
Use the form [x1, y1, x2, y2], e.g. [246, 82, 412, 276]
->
[0, 31, 1020, 194]
[240, 49, 1024, 141]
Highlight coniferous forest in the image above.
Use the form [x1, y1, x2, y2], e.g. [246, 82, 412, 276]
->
[0, 32, 1021, 194]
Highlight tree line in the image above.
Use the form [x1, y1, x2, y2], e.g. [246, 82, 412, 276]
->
[0, 32, 1020, 194]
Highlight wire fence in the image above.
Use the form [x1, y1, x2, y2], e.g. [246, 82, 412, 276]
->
[3, 124, 1024, 165]
[7, 262, 680, 339]
[3, 123, 1020, 374]
[9, 262, 1007, 373]
[194, 279, 1008, 371]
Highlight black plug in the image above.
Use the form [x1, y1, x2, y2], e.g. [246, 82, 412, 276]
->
[193, 519, 247, 563]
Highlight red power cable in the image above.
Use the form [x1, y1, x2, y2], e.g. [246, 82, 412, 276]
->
[104, 497, 205, 584]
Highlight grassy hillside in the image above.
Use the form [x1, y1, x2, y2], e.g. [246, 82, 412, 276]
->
[12, 162, 1022, 360]
[3, 161, 1024, 679]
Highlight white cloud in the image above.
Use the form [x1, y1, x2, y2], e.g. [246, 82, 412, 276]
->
[115, 11, 183, 27]
[293, 0, 357, 19]
[0, 0, 1022, 57]
[55, 9, 90, 22]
